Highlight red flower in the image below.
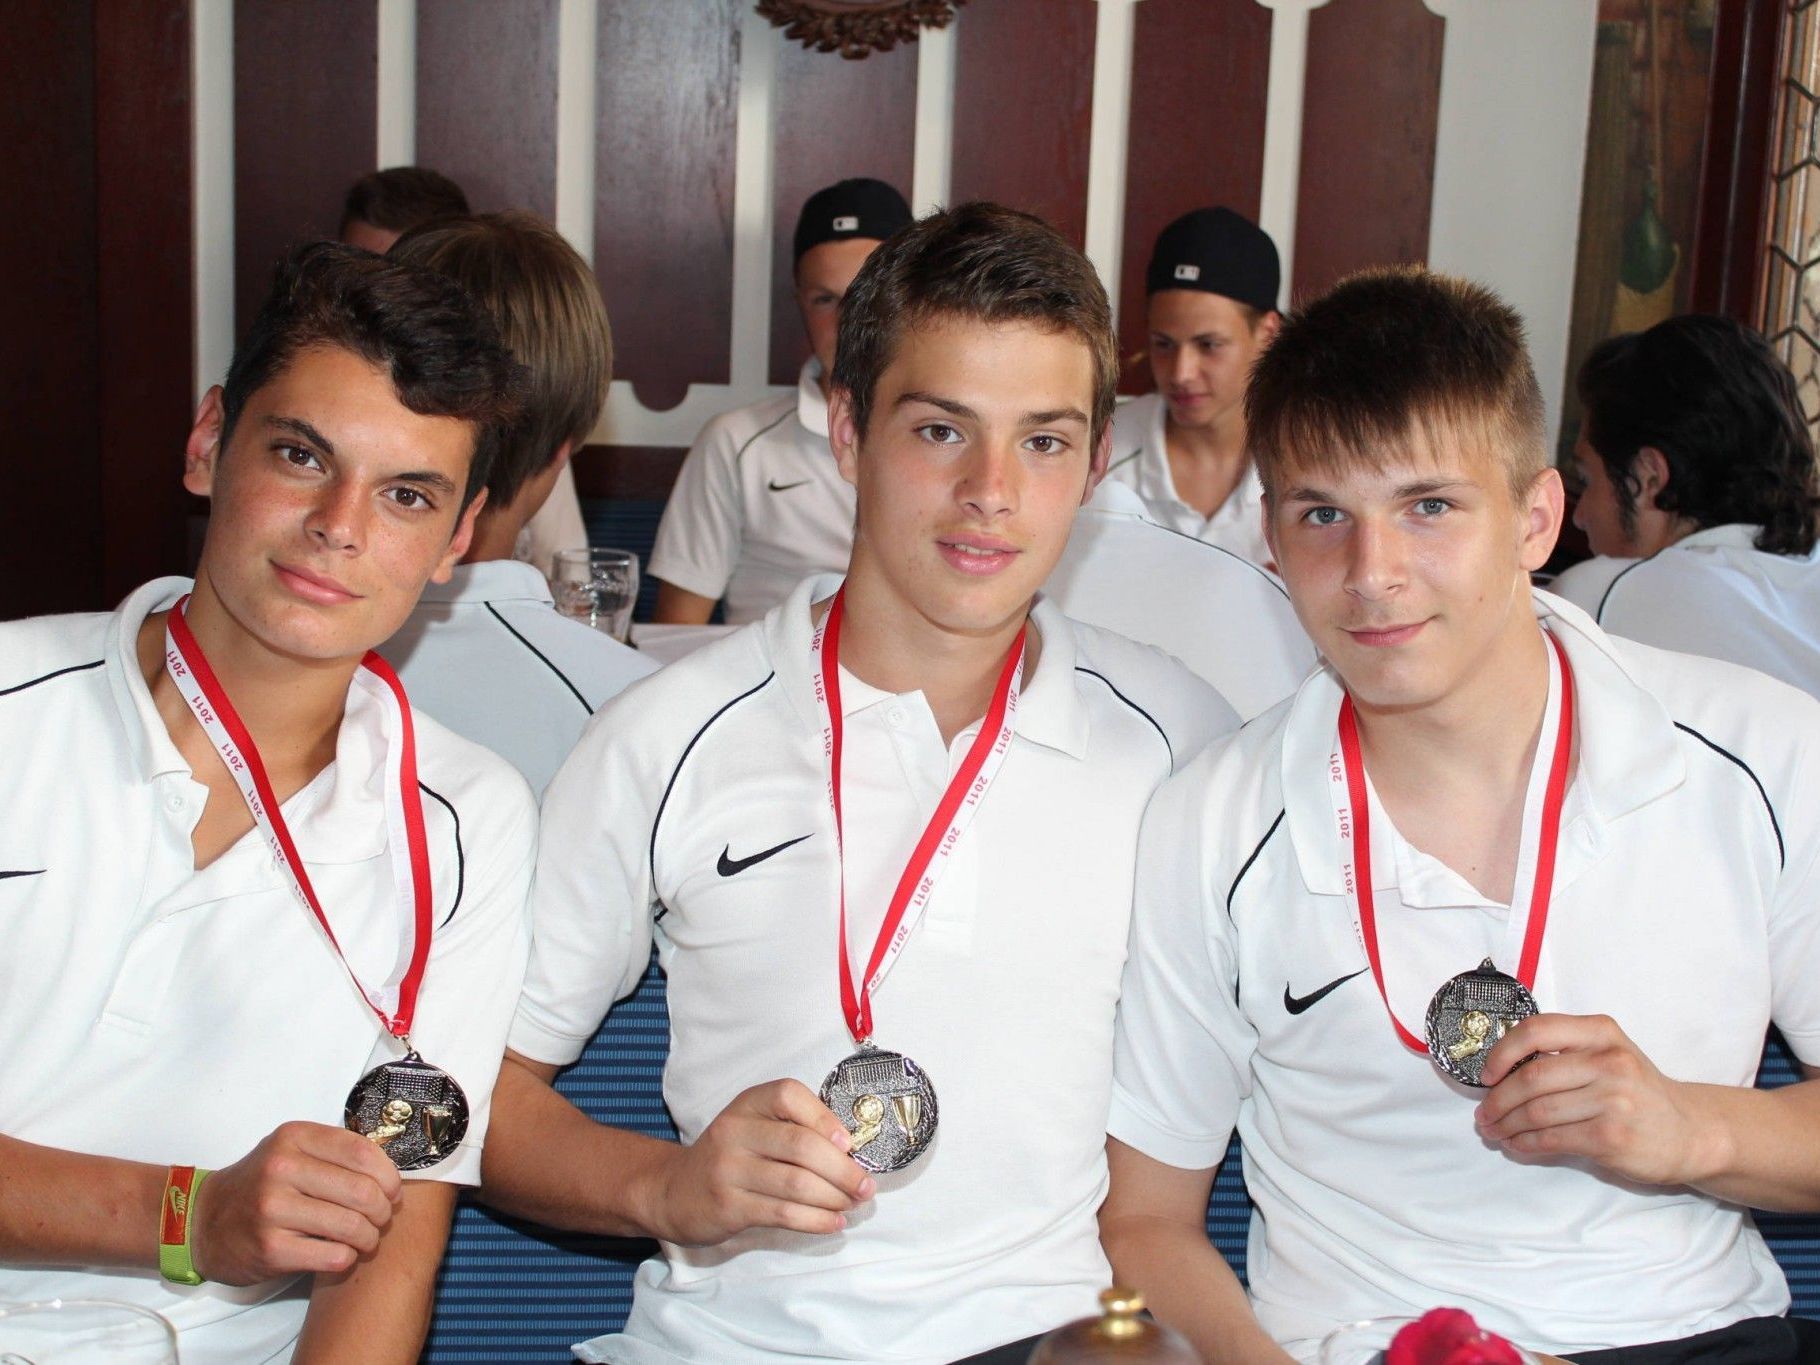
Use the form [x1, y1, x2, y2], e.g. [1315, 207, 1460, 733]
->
[1386, 1308, 1525, 1365]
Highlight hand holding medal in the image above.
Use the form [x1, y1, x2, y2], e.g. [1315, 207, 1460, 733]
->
[165, 599, 467, 1171]
[811, 589, 1026, 1173]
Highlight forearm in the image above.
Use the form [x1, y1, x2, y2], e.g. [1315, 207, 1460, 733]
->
[479, 1056, 676, 1238]
[0, 1133, 165, 1270]
[294, 1182, 454, 1365]
[1681, 1075, 1820, 1211]
[1100, 1212, 1290, 1365]
[653, 581, 717, 625]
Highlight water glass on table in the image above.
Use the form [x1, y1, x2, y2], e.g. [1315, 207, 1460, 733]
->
[0, 1298, 179, 1363]
[551, 547, 639, 642]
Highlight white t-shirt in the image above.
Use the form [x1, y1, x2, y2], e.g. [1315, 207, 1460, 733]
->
[380, 558, 657, 794]
[1104, 392, 1271, 567]
[647, 360, 856, 623]
[513, 574, 1237, 1364]
[0, 578, 535, 1365]
[1552, 523, 1820, 702]
[1110, 589, 1820, 1361]
[1046, 480, 1314, 719]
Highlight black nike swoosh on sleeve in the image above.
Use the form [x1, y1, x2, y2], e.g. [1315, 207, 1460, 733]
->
[717, 833, 813, 877]
[1283, 967, 1368, 1015]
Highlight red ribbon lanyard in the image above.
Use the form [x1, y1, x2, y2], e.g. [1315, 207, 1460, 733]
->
[164, 597, 433, 1041]
[1335, 630, 1575, 1053]
[812, 588, 1025, 1044]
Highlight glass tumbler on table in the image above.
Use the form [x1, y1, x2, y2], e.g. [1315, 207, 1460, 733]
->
[551, 547, 639, 642]
[0, 1298, 179, 1364]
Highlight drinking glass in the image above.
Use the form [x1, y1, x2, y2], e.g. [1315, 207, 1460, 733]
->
[551, 547, 639, 642]
[0, 1299, 179, 1364]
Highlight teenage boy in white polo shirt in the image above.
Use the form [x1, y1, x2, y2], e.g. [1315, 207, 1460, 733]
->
[382, 211, 656, 793]
[1102, 268, 1820, 1364]
[1105, 207, 1281, 566]
[1552, 314, 1820, 700]
[0, 244, 537, 1364]
[650, 177, 914, 624]
[483, 203, 1238, 1363]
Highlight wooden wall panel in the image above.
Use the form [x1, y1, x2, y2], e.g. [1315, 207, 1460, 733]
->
[234, 0, 375, 334]
[1293, 0, 1444, 302]
[417, 0, 558, 219]
[1119, 0, 1273, 392]
[0, 0, 100, 617]
[766, 36, 918, 386]
[597, 0, 741, 411]
[96, 0, 193, 604]
[949, 0, 1097, 248]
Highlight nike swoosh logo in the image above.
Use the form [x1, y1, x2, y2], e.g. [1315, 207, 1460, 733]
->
[717, 834, 812, 877]
[1283, 968, 1367, 1015]
[767, 479, 809, 493]
[0, 869, 44, 880]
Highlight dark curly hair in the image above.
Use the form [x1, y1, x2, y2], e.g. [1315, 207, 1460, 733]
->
[223, 241, 528, 511]
[1577, 314, 1818, 556]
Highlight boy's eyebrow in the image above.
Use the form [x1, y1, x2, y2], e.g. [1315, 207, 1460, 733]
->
[893, 392, 1088, 428]
[267, 414, 459, 494]
[1021, 406, 1089, 427]
[1392, 476, 1474, 499]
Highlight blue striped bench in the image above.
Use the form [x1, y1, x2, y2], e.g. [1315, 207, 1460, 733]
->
[425, 958, 1820, 1362]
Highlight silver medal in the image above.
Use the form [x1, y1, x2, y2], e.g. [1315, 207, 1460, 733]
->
[819, 1044, 938, 1173]
[344, 1050, 470, 1171]
[1424, 958, 1538, 1087]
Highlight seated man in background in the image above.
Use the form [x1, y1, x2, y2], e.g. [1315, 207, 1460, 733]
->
[383, 211, 655, 794]
[340, 165, 588, 578]
[1103, 269, 1820, 1363]
[1044, 479, 1314, 720]
[1551, 314, 1820, 699]
[1105, 206, 1282, 566]
[649, 177, 912, 624]
[483, 203, 1237, 1363]
[0, 243, 536, 1364]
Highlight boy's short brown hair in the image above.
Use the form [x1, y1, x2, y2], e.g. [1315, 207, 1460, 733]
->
[1247, 266, 1546, 499]
[832, 202, 1118, 445]
[340, 166, 469, 237]
[390, 211, 612, 509]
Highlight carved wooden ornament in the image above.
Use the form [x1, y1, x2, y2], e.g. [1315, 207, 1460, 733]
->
[756, 0, 968, 60]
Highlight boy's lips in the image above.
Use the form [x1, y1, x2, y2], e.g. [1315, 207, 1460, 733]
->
[273, 562, 360, 603]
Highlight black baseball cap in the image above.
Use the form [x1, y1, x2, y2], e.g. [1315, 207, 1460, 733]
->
[1146, 207, 1280, 313]
[793, 178, 913, 264]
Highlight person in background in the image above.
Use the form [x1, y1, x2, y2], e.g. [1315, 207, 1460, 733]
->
[1551, 314, 1820, 700]
[1105, 207, 1282, 567]
[1101, 268, 1820, 1364]
[0, 243, 535, 1364]
[382, 211, 656, 794]
[649, 177, 912, 624]
[482, 203, 1237, 1364]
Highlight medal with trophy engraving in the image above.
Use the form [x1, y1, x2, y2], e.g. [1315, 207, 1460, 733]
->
[1330, 631, 1575, 1088]
[165, 598, 467, 1169]
[811, 589, 1024, 1173]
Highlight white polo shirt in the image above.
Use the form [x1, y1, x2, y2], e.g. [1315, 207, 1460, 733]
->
[0, 578, 535, 1365]
[1104, 392, 1271, 566]
[647, 360, 857, 623]
[1046, 480, 1314, 719]
[513, 574, 1237, 1364]
[1552, 523, 1820, 702]
[1110, 589, 1820, 1361]
[380, 558, 657, 794]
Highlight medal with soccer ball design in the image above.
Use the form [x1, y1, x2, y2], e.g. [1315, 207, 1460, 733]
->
[811, 589, 1024, 1173]
[1424, 959, 1539, 1087]
[345, 1050, 471, 1172]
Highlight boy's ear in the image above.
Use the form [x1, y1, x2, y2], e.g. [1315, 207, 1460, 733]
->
[1081, 423, 1112, 505]
[183, 387, 228, 497]
[1518, 466, 1566, 574]
[434, 488, 488, 583]
[828, 386, 861, 489]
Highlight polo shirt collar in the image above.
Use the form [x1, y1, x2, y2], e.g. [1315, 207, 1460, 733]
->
[798, 359, 830, 438]
[1674, 522, 1759, 551]
[108, 576, 402, 864]
[767, 573, 1091, 760]
[413, 558, 553, 608]
[1281, 586, 1685, 897]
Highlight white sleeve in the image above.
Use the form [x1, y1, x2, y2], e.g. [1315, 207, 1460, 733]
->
[1768, 717, 1820, 1064]
[507, 709, 659, 1066]
[647, 419, 744, 601]
[1109, 758, 1255, 1170]
[394, 773, 537, 1185]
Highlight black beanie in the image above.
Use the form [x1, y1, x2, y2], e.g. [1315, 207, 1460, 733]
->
[1145, 207, 1280, 312]
[793, 178, 914, 264]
